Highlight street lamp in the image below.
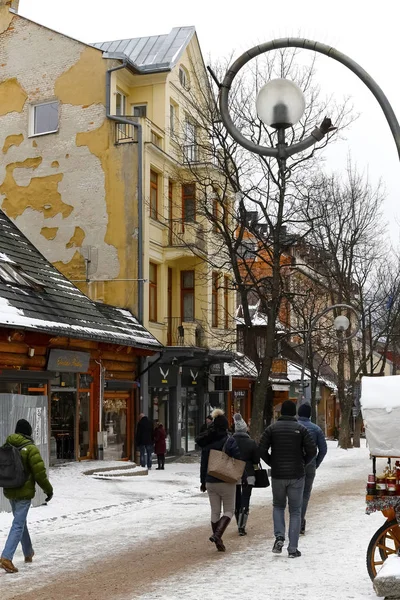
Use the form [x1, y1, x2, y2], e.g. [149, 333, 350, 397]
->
[256, 79, 306, 129]
[299, 303, 361, 404]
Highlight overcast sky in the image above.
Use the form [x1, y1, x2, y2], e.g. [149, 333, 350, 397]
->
[19, 0, 400, 243]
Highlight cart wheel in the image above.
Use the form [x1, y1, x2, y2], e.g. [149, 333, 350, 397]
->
[366, 519, 400, 580]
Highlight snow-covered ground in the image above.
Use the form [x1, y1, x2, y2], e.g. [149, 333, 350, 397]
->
[0, 441, 388, 599]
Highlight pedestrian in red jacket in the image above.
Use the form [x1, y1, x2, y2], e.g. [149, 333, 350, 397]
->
[154, 422, 166, 470]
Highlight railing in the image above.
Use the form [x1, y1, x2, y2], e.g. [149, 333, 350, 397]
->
[183, 144, 199, 164]
[168, 219, 206, 253]
[165, 317, 206, 347]
[114, 118, 138, 144]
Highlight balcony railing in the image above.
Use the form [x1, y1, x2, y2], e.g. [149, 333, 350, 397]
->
[114, 119, 138, 144]
[168, 219, 206, 253]
[183, 144, 199, 164]
[165, 317, 206, 347]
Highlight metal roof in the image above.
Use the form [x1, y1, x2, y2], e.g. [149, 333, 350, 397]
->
[91, 26, 195, 73]
[0, 210, 162, 351]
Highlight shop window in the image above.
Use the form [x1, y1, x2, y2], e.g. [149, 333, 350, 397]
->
[103, 397, 127, 460]
[181, 270, 194, 322]
[149, 262, 158, 322]
[150, 170, 159, 220]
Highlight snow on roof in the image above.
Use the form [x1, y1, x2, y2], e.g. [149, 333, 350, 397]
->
[223, 355, 258, 377]
[0, 210, 162, 350]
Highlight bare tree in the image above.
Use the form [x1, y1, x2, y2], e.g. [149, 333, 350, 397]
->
[167, 49, 353, 440]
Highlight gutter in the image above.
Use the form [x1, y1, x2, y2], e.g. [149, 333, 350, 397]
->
[106, 62, 144, 325]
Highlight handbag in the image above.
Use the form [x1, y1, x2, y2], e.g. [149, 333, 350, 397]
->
[207, 440, 246, 484]
[254, 464, 270, 488]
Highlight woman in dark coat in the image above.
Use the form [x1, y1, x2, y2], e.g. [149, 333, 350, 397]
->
[233, 413, 260, 536]
[195, 409, 241, 552]
[153, 422, 166, 470]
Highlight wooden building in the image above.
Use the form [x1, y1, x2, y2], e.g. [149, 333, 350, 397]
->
[0, 210, 162, 462]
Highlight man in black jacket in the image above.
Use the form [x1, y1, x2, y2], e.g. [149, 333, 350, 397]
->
[136, 414, 154, 469]
[259, 400, 317, 558]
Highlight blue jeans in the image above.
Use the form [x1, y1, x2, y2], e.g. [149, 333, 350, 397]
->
[301, 463, 316, 525]
[139, 445, 153, 469]
[2, 499, 33, 561]
[272, 477, 305, 553]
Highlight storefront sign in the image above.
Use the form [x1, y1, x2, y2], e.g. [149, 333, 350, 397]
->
[182, 367, 201, 387]
[149, 365, 178, 387]
[209, 363, 223, 375]
[272, 384, 290, 391]
[47, 350, 90, 373]
[234, 390, 246, 398]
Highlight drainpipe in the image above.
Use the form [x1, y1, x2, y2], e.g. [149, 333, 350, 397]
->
[106, 63, 144, 325]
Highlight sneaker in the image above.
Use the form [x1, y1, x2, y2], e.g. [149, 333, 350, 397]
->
[288, 549, 302, 558]
[0, 557, 18, 573]
[300, 519, 306, 535]
[272, 537, 285, 554]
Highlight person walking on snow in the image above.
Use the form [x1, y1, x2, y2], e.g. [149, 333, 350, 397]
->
[233, 413, 260, 536]
[297, 403, 327, 534]
[154, 421, 166, 470]
[0, 419, 53, 574]
[136, 414, 154, 470]
[196, 409, 241, 552]
[259, 400, 317, 558]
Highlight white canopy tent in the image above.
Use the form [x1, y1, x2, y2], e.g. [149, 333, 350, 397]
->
[360, 375, 400, 457]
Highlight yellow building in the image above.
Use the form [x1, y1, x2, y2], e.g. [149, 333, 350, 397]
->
[0, 2, 237, 453]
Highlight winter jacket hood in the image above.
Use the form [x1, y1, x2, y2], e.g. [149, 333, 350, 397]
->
[3, 433, 53, 501]
[258, 416, 317, 479]
[297, 416, 327, 468]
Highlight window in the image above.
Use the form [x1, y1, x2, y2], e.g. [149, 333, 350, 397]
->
[132, 104, 147, 118]
[181, 270, 194, 322]
[169, 103, 176, 137]
[149, 263, 157, 322]
[179, 66, 190, 90]
[0, 260, 43, 289]
[182, 183, 196, 223]
[151, 131, 162, 148]
[31, 101, 58, 136]
[212, 272, 219, 328]
[150, 170, 158, 220]
[183, 119, 197, 162]
[224, 275, 229, 329]
[115, 91, 126, 116]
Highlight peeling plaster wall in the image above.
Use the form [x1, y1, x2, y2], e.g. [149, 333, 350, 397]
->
[0, 14, 139, 312]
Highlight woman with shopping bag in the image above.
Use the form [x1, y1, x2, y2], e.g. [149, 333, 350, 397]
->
[195, 409, 242, 552]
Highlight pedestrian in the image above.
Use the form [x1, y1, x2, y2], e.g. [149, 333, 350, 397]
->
[136, 413, 154, 470]
[297, 403, 327, 534]
[0, 419, 53, 574]
[199, 414, 212, 433]
[196, 408, 241, 552]
[154, 421, 166, 470]
[233, 413, 260, 536]
[259, 400, 317, 558]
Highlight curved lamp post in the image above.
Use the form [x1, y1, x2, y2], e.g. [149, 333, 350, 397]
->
[299, 303, 361, 404]
[218, 38, 400, 160]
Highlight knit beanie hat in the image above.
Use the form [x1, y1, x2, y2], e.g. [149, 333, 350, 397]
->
[15, 418, 32, 437]
[234, 413, 248, 432]
[280, 400, 297, 417]
[298, 403, 312, 419]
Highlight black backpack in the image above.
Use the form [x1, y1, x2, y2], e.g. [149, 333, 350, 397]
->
[0, 443, 30, 488]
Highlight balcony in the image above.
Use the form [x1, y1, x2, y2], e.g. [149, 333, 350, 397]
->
[166, 219, 206, 257]
[183, 144, 200, 164]
[165, 317, 207, 347]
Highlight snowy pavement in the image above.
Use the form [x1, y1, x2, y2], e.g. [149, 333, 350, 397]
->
[0, 441, 387, 599]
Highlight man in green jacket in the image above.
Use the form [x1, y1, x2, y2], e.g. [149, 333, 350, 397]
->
[0, 419, 53, 574]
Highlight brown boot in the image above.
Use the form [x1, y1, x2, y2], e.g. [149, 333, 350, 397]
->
[209, 516, 231, 552]
[0, 557, 18, 573]
[25, 550, 35, 563]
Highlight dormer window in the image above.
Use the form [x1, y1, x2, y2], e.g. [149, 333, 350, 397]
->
[179, 66, 190, 90]
[0, 259, 43, 289]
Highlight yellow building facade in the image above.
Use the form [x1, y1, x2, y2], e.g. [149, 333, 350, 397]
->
[0, 4, 237, 453]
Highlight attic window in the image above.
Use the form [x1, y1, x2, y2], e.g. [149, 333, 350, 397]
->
[179, 66, 190, 90]
[0, 262, 43, 289]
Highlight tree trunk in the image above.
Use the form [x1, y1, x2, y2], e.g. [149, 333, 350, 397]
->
[251, 359, 273, 443]
[337, 347, 352, 449]
[353, 411, 363, 448]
